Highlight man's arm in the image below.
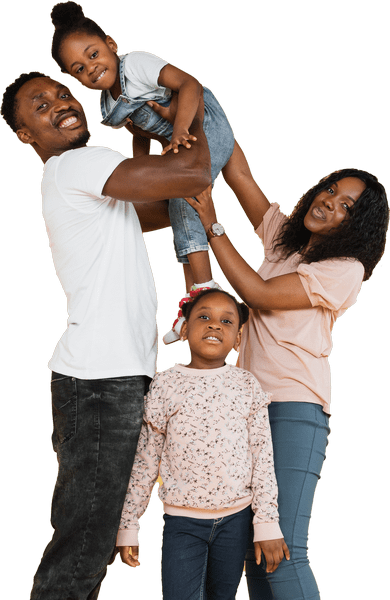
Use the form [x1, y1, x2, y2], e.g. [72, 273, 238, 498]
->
[102, 98, 211, 202]
[134, 200, 170, 232]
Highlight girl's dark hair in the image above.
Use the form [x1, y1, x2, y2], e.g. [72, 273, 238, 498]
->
[181, 289, 250, 329]
[51, 2, 107, 72]
[273, 168, 389, 281]
[1, 72, 48, 132]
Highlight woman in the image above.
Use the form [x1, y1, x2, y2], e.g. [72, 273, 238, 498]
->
[185, 143, 388, 599]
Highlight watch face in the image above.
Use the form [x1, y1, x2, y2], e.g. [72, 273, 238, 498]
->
[212, 223, 225, 236]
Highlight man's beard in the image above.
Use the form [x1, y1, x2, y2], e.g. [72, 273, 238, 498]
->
[69, 129, 91, 149]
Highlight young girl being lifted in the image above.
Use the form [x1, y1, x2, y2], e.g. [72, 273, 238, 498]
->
[50, 1, 263, 343]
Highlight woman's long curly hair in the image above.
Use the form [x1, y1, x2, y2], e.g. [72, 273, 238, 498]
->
[51, 2, 107, 72]
[273, 168, 389, 280]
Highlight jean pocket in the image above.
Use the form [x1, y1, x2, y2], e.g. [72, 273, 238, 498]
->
[51, 377, 77, 447]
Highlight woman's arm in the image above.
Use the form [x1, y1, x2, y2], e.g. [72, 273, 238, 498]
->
[222, 142, 271, 230]
[185, 187, 311, 311]
[147, 94, 270, 229]
[158, 63, 202, 154]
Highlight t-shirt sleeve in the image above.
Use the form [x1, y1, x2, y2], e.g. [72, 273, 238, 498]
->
[297, 259, 364, 312]
[56, 147, 127, 200]
[255, 203, 287, 256]
[124, 51, 168, 89]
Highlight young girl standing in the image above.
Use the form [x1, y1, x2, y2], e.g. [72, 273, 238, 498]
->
[50, 1, 264, 343]
[116, 289, 289, 600]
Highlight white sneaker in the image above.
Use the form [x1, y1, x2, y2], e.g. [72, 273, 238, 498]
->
[162, 315, 186, 344]
[162, 284, 222, 345]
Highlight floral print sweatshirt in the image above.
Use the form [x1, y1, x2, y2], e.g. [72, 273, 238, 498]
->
[117, 364, 282, 546]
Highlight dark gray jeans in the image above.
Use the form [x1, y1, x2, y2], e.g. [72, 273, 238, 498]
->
[30, 372, 150, 600]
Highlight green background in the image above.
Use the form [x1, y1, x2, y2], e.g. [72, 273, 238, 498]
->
[0, 0, 390, 600]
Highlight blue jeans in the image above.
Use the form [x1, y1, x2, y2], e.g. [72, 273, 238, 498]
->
[162, 506, 253, 600]
[245, 402, 330, 600]
[30, 372, 150, 600]
[102, 84, 235, 264]
[167, 87, 235, 263]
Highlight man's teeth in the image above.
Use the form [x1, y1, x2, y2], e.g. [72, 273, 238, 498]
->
[59, 116, 77, 128]
[206, 336, 220, 341]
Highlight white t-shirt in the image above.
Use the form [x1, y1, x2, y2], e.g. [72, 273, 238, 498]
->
[106, 51, 170, 112]
[42, 146, 157, 379]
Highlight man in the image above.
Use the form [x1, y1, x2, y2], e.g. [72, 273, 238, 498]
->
[1, 72, 210, 600]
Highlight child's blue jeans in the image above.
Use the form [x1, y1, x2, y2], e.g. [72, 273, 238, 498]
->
[105, 87, 235, 264]
[162, 506, 252, 600]
[245, 402, 330, 600]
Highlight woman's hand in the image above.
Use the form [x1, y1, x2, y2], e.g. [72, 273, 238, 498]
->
[118, 545, 140, 567]
[254, 538, 290, 573]
[185, 185, 217, 234]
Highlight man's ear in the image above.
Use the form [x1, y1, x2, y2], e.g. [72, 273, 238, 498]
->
[180, 320, 188, 341]
[16, 128, 34, 144]
[233, 329, 242, 352]
[106, 36, 118, 54]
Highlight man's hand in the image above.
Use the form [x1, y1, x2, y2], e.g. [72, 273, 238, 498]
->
[254, 538, 290, 573]
[118, 545, 140, 567]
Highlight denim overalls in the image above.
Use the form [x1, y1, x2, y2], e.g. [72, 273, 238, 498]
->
[101, 56, 235, 263]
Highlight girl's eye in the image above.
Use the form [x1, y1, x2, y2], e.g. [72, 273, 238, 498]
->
[342, 202, 350, 211]
[91, 51, 98, 59]
[222, 319, 232, 325]
[76, 66, 84, 74]
[327, 187, 334, 194]
[199, 315, 209, 320]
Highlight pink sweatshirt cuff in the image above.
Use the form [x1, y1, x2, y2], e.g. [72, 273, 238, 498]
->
[116, 528, 139, 547]
[253, 522, 283, 542]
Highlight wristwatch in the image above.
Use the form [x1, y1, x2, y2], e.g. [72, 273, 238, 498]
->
[206, 222, 225, 241]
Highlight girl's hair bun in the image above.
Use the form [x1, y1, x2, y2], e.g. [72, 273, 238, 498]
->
[51, 1, 85, 29]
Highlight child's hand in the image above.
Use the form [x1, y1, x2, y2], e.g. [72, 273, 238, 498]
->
[118, 545, 140, 567]
[185, 185, 217, 233]
[162, 129, 197, 155]
[254, 538, 290, 573]
[147, 93, 178, 125]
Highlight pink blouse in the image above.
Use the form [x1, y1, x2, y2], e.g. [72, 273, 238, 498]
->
[238, 203, 364, 414]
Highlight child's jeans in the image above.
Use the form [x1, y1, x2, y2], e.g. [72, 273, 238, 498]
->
[162, 506, 252, 600]
[245, 402, 330, 600]
[102, 86, 235, 264]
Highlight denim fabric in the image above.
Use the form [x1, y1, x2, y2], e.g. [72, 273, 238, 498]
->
[245, 402, 330, 600]
[161, 506, 252, 600]
[30, 372, 150, 600]
[100, 55, 171, 129]
[168, 86, 235, 263]
[101, 68, 235, 263]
